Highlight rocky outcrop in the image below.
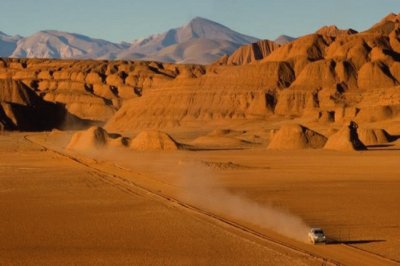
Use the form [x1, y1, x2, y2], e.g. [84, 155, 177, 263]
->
[324, 121, 367, 151]
[0, 58, 208, 123]
[215, 40, 280, 65]
[267, 124, 327, 150]
[130, 130, 180, 151]
[0, 79, 88, 131]
[357, 128, 397, 145]
[357, 62, 398, 89]
[2, 13, 400, 132]
[67, 126, 129, 150]
[316, 25, 358, 37]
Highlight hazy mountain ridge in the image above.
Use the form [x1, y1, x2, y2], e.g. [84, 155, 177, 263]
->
[0, 17, 259, 64]
[274, 35, 296, 45]
[0, 31, 22, 57]
[10, 30, 129, 59]
[117, 17, 259, 64]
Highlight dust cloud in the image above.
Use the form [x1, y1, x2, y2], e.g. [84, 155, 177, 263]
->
[178, 161, 310, 242]
[63, 135, 310, 242]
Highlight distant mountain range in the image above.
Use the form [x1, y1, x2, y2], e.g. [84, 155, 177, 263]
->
[0, 17, 295, 64]
[0, 31, 22, 57]
[10, 31, 128, 59]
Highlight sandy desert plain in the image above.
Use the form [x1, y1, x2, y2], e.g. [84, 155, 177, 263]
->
[1, 13, 400, 266]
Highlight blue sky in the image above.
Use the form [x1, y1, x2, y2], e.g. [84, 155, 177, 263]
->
[1, 0, 399, 42]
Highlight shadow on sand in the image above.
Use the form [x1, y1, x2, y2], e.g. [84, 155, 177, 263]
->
[365, 144, 400, 151]
[364, 133, 400, 151]
[181, 145, 246, 152]
[327, 239, 385, 245]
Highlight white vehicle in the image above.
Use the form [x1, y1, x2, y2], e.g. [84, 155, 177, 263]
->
[308, 228, 326, 244]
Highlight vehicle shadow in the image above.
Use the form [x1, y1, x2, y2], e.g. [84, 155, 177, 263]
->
[366, 148, 400, 151]
[367, 144, 395, 148]
[326, 239, 385, 245]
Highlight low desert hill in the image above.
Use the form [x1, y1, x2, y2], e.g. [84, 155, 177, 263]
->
[0, 13, 400, 133]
